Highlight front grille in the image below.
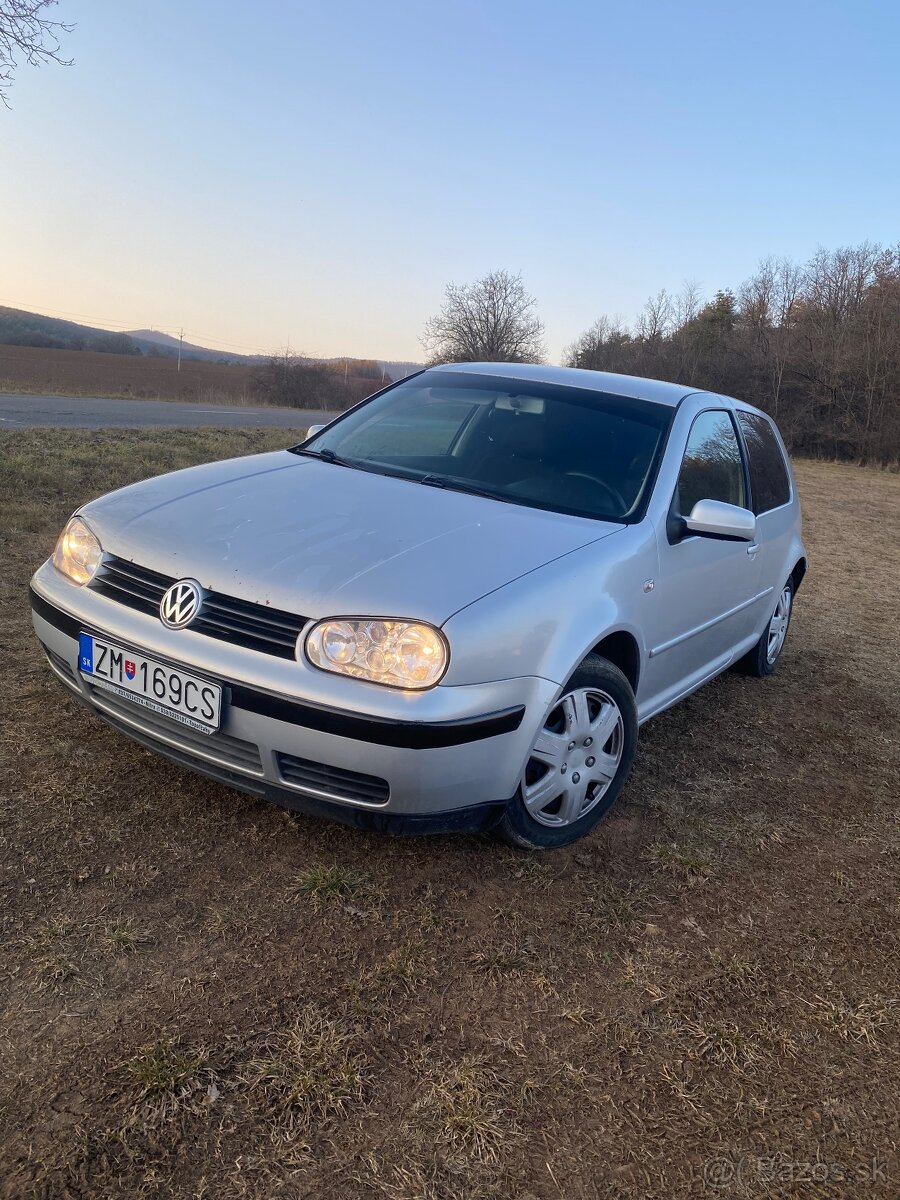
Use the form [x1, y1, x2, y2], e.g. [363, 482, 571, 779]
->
[90, 555, 309, 658]
[276, 752, 390, 806]
[90, 556, 171, 615]
[86, 681, 264, 775]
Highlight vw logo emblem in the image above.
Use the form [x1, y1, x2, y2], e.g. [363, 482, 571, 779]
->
[159, 579, 203, 629]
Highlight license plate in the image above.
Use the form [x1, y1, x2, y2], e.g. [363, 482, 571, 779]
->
[78, 633, 222, 733]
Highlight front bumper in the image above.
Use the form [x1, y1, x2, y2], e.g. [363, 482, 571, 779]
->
[29, 562, 557, 834]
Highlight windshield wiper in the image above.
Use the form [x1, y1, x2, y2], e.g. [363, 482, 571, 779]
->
[293, 447, 354, 467]
[293, 447, 393, 477]
[417, 474, 503, 501]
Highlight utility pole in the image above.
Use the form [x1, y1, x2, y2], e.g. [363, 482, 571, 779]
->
[177, 328, 184, 372]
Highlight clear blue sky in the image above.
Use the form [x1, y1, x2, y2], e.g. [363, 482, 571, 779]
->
[2, 0, 898, 362]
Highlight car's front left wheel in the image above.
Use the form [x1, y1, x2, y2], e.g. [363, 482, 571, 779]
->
[497, 654, 638, 849]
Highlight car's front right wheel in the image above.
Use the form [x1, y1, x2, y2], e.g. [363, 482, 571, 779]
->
[498, 654, 638, 849]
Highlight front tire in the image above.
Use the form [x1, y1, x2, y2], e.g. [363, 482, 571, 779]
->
[498, 655, 638, 850]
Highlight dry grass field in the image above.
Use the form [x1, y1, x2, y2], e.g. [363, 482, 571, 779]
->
[1, 430, 898, 1199]
[0, 344, 254, 404]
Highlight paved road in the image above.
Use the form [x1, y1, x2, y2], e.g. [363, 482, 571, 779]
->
[0, 393, 336, 430]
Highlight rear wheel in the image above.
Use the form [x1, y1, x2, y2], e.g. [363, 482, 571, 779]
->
[739, 578, 794, 677]
[498, 655, 637, 849]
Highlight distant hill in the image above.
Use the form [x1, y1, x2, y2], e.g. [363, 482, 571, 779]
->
[124, 328, 260, 363]
[0, 306, 245, 364]
[0, 306, 146, 357]
[126, 329, 192, 350]
[125, 331, 230, 357]
[0, 307, 422, 382]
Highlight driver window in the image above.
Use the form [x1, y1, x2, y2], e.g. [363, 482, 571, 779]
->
[677, 410, 746, 515]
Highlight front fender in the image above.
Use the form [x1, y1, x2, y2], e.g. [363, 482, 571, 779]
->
[440, 524, 655, 689]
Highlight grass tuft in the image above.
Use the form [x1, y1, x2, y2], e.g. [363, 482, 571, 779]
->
[711, 951, 758, 980]
[644, 841, 715, 881]
[245, 1007, 366, 1131]
[365, 940, 437, 999]
[507, 857, 557, 887]
[414, 1056, 518, 1162]
[103, 919, 147, 954]
[803, 994, 893, 1045]
[289, 864, 376, 910]
[125, 1038, 207, 1096]
[679, 1018, 760, 1070]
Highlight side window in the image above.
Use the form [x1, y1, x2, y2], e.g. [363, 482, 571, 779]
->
[736, 412, 791, 513]
[676, 410, 746, 515]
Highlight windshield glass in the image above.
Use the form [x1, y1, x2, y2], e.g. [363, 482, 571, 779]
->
[295, 370, 673, 522]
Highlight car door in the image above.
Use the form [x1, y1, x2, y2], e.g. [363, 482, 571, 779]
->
[648, 408, 762, 708]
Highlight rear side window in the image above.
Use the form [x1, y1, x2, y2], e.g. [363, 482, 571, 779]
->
[677, 410, 746, 515]
[736, 412, 791, 512]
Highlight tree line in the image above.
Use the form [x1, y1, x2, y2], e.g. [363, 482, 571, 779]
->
[251, 353, 388, 412]
[421, 247, 900, 465]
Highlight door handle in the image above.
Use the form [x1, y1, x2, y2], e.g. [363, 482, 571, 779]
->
[746, 542, 760, 557]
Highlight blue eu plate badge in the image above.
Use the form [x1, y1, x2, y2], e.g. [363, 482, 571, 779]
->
[79, 632, 94, 673]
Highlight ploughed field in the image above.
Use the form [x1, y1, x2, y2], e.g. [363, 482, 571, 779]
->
[0, 343, 255, 404]
[1, 429, 898, 1200]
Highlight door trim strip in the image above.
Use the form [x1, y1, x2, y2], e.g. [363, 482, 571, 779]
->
[649, 586, 774, 658]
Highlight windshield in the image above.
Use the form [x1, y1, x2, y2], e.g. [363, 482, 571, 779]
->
[293, 370, 673, 522]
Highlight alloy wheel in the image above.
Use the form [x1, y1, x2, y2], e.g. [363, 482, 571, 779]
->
[766, 586, 792, 664]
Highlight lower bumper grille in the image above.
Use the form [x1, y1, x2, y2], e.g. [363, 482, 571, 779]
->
[276, 752, 389, 806]
[43, 645, 77, 685]
[85, 682, 263, 775]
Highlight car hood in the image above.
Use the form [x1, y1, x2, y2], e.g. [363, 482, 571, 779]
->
[81, 451, 624, 625]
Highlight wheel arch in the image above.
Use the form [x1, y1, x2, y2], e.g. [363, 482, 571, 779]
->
[791, 556, 807, 593]
[588, 628, 641, 694]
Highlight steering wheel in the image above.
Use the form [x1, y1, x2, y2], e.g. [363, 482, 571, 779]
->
[564, 472, 627, 514]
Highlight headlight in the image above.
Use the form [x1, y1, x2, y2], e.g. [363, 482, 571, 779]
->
[304, 618, 448, 689]
[52, 516, 103, 585]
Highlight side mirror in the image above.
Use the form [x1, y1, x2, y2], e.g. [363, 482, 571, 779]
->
[684, 499, 756, 542]
[306, 423, 327, 438]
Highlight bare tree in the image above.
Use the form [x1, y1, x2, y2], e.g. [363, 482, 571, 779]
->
[673, 280, 702, 328]
[636, 289, 673, 344]
[739, 256, 802, 419]
[421, 270, 545, 365]
[670, 281, 703, 382]
[1, 0, 74, 105]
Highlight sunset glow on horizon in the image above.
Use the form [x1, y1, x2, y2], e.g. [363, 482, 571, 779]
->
[3, 0, 898, 363]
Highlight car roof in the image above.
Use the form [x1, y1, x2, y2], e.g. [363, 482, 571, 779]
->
[433, 362, 697, 407]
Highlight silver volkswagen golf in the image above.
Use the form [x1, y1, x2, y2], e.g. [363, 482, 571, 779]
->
[30, 364, 806, 848]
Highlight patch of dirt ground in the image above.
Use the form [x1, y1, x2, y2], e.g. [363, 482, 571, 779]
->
[1, 430, 898, 1199]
